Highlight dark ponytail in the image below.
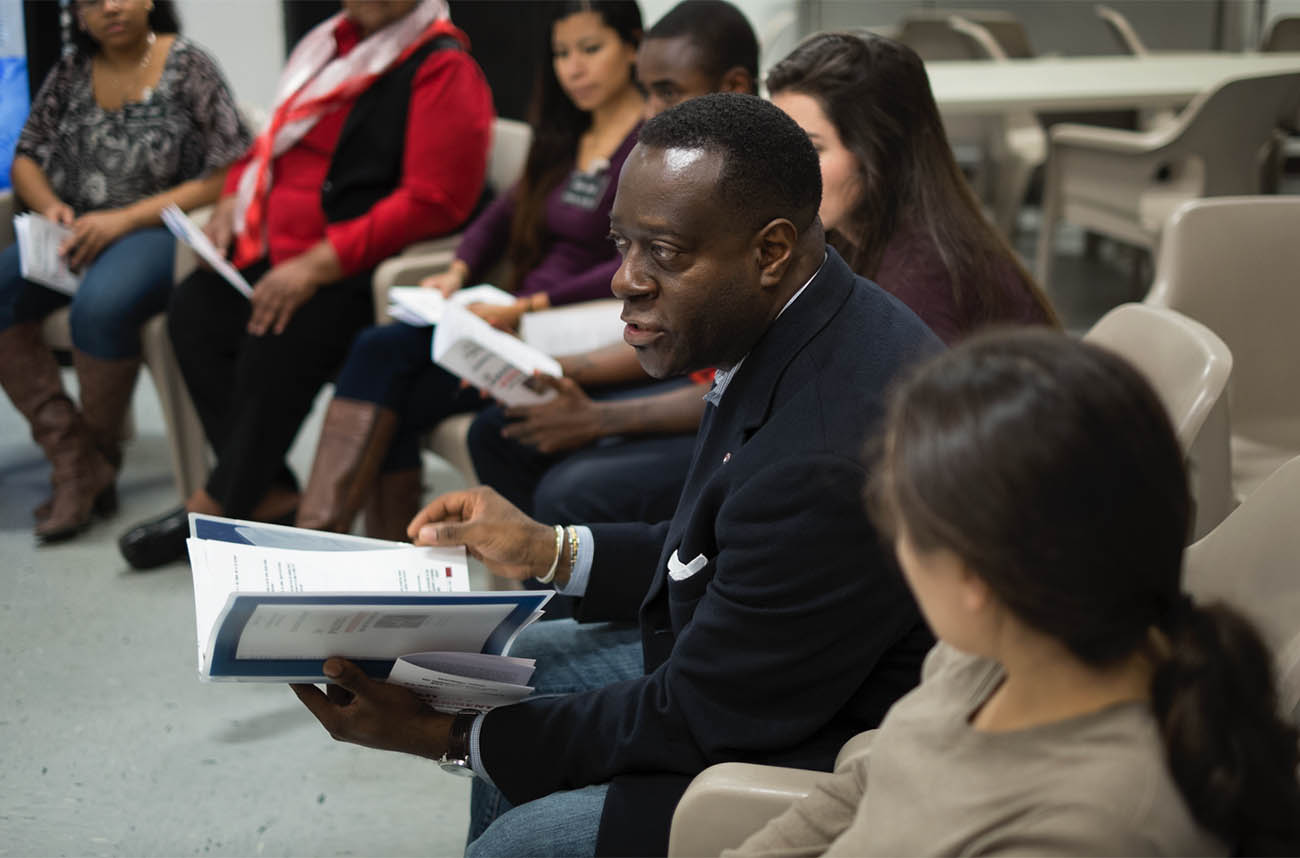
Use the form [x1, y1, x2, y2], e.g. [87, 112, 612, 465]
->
[1152, 599, 1300, 854]
[874, 329, 1300, 854]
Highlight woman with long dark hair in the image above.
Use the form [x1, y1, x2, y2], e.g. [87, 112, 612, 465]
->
[733, 330, 1300, 856]
[768, 33, 1058, 343]
[1, 0, 248, 542]
[291, 0, 645, 541]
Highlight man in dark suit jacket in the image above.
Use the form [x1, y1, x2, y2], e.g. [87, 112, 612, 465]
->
[292, 94, 942, 857]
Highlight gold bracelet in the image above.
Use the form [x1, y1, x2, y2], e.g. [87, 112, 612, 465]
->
[566, 525, 579, 577]
[535, 524, 565, 585]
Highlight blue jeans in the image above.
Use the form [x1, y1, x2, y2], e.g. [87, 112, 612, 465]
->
[466, 619, 643, 858]
[0, 227, 175, 358]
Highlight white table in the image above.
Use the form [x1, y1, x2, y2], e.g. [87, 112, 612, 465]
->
[926, 52, 1300, 116]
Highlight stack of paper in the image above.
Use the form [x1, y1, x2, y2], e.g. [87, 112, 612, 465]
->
[387, 283, 516, 326]
[187, 514, 549, 712]
[12, 213, 81, 295]
[160, 204, 253, 298]
[432, 303, 564, 406]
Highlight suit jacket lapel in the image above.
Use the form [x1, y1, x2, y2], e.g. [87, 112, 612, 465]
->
[640, 247, 858, 609]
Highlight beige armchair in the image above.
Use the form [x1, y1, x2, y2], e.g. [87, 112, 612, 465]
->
[669, 731, 875, 857]
[1146, 196, 1300, 503]
[1082, 303, 1234, 539]
[1184, 454, 1300, 726]
[1033, 70, 1300, 291]
[1095, 4, 1149, 55]
[371, 116, 532, 324]
[1261, 15, 1300, 52]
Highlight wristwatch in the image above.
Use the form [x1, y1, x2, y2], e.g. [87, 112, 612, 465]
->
[438, 709, 479, 777]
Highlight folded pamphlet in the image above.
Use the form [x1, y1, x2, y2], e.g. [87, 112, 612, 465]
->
[12, 213, 81, 295]
[160, 204, 253, 298]
[432, 303, 563, 406]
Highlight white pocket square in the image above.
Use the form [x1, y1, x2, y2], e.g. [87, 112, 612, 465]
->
[667, 549, 709, 582]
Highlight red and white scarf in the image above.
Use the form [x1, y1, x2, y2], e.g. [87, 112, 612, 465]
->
[232, 0, 451, 265]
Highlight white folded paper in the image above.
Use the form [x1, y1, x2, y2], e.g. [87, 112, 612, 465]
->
[432, 303, 563, 406]
[160, 204, 253, 298]
[12, 213, 81, 295]
[386, 283, 516, 326]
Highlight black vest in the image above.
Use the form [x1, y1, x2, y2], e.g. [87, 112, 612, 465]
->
[320, 34, 460, 223]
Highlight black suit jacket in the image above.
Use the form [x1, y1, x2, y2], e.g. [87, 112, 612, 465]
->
[479, 247, 943, 855]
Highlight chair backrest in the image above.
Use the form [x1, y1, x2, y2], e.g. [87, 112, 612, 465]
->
[1096, 4, 1148, 55]
[487, 117, 532, 195]
[1260, 15, 1300, 52]
[896, 9, 1033, 60]
[1169, 71, 1300, 197]
[1083, 303, 1232, 452]
[1184, 454, 1300, 725]
[1085, 303, 1235, 540]
[1147, 196, 1300, 445]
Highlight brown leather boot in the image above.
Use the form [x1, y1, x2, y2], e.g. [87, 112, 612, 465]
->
[34, 352, 137, 523]
[295, 398, 398, 533]
[364, 468, 424, 542]
[0, 323, 115, 542]
[72, 350, 141, 469]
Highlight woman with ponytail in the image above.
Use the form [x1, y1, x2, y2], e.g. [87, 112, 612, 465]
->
[731, 329, 1300, 857]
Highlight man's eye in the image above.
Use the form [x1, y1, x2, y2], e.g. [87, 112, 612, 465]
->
[608, 233, 629, 253]
[650, 244, 679, 262]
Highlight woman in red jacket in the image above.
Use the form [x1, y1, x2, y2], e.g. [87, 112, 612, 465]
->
[119, 0, 494, 569]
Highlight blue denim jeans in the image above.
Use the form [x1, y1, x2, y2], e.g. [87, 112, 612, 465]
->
[465, 619, 644, 858]
[0, 227, 175, 358]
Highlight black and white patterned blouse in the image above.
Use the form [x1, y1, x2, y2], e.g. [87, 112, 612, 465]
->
[15, 37, 251, 214]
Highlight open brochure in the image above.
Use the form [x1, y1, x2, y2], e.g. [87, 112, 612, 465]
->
[160, 204, 253, 298]
[432, 303, 563, 406]
[12, 213, 82, 295]
[387, 283, 515, 326]
[187, 514, 549, 712]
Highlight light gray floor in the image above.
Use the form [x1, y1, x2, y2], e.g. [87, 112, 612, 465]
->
[0, 380, 477, 857]
[0, 215, 1142, 857]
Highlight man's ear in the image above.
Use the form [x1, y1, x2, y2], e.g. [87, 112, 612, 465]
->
[719, 66, 756, 95]
[755, 218, 798, 288]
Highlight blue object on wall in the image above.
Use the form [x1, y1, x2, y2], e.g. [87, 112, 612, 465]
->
[0, 0, 30, 192]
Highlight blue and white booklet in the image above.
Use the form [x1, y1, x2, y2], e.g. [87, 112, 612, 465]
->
[186, 514, 550, 712]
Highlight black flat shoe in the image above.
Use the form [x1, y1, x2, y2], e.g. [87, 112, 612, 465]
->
[119, 506, 189, 570]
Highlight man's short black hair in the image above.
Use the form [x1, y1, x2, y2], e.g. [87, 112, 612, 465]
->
[639, 93, 822, 233]
[646, 0, 759, 89]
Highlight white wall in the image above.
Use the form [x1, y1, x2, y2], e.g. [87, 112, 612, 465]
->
[173, 0, 284, 112]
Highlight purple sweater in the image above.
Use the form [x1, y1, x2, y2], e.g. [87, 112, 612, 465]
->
[874, 221, 1051, 344]
[454, 124, 640, 306]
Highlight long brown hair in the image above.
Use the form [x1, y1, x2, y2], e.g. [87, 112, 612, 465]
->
[506, 0, 642, 293]
[872, 330, 1300, 854]
[766, 32, 1058, 330]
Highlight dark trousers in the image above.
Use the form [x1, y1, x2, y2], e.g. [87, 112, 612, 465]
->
[331, 322, 484, 472]
[168, 261, 374, 516]
[466, 378, 699, 526]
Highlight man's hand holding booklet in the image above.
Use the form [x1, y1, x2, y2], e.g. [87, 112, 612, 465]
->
[186, 513, 549, 713]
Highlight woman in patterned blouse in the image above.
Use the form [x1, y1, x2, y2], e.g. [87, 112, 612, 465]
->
[0, 0, 249, 543]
